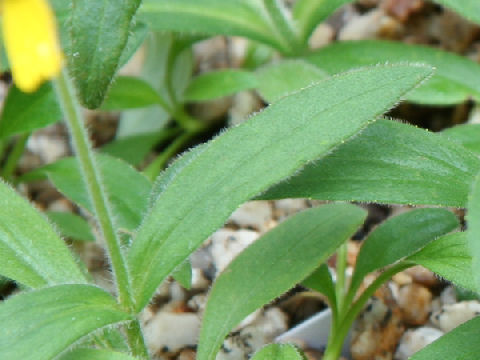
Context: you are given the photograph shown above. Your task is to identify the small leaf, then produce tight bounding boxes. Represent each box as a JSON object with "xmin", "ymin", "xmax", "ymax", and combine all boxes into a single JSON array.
[
  {"xmin": 101, "ymin": 76, "xmax": 163, "ymax": 111},
  {"xmin": 60, "ymin": 348, "xmax": 139, "ymax": 360},
  {"xmin": 138, "ymin": 0, "xmax": 289, "ymax": 53},
  {"xmin": 302, "ymin": 264, "xmax": 336, "ymax": 304},
  {"xmin": 307, "ymin": 40, "xmax": 480, "ymax": 104},
  {"xmin": 433, "ymin": 0, "xmax": 480, "ymax": 25},
  {"xmin": 467, "ymin": 171, "xmax": 480, "ymax": 291},
  {"xmin": 442, "ymin": 124, "xmax": 480, "ymax": 155},
  {"xmin": 255, "ymin": 60, "xmax": 327, "ymax": 103},
  {"xmin": 407, "ymin": 232, "xmax": 476, "ymax": 292},
  {"xmin": 0, "ymin": 180, "xmax": 86, "ymax": 288},
  {"xmin": 260, "ymin": 120, "xmax": 480, "ymax": 207},
  {"xmin": 350, "ymin": 208, "xmax": 459, "ymax": 295},
  {"xmin": 0, "ymin": 83, "xmax": 61, "ymax": 139},
  {"xmin": 293, "ymin": 0, "xmax": 352, "ymax": 43},
  {"xmin": 184, "ymin": 70, "xmax": 258, "ymax": 102},
  {"xmin": 410, "ymin": 317, "xmax": 480, "ymax": 360},
  {"xmin": 23, "ymin": 154, "xmax": 151, "ymax": 232},
  {"xmin": 197, "ymin": 204, "xmax": 367, "ymax": 360},
  {"xmin": 101, "ymin": 129, "xmax": 180, "ymax": 166},
  {"xmin": 0, "ymin": 284, "xmax": 132, "ymax": 360},
  {"xmin": 46, "ymin": 211, "xmax": 95, "ymax": 242},
  {"xmin": 127, "ymin": 64, "xmax": 433, "ymax": 311},
  {"xmin": 172, "ymin": 260, "xmax": 192, "ymax": 290},
  {"xmin": 69, "ymin": 0, "xmax": 142, "ymax": 108},
  {"xmin": 251, "ymin": 344, "xmax": 306, "ymax": 360}
]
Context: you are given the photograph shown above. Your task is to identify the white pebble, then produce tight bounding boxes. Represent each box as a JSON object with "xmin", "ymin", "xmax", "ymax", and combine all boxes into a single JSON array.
[
  {"xmin": 229, "ymin": 201, "xmax": 273, "ymax": 231},
  {"xmin": 431, "ymin": 301, "xmax": 480, "ymax": 332},
  {"xmin": 394, "ymin": 327, "xmax": 444, "ymax": 360}
]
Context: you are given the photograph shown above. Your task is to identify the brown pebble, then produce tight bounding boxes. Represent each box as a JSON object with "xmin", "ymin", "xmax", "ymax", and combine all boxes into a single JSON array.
[
  {"xmin": 405, "ymin": 266, "xmax": 440, "ymax": 288},
  {"xmin": 382, "ymin": 0, "xmax": 425, "ymax": 22},
  {"xmin": 397, "ymin": 283, "xmax": 432, "ymax": 326},
  {"xmin": 177, "ymin": 349, "xmax": 196, "ymax": 360}
]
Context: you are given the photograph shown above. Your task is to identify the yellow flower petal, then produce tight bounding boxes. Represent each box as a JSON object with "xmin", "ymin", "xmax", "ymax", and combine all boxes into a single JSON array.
[{"xmin": 2, "ymin": 0, "xmax": 63, "ymax": 92}]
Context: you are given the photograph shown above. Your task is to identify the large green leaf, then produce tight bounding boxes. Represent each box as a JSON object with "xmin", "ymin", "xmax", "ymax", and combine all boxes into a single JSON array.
[
  {"xmin": 138, "ymin": 0, "xmax": 289, "ymax": 53},
  {"xmin": 293, "ymin": 0, "xmax": 352, "ymax": 44},
  {"xmin": 407, "ymin": 232, "xmax": 476, "ymax": 292},
  {"xmin": 251, "ymin": 344, "xmax": 306, "ymax": 360},
  {"xmin": 410, "ymin": 317, "xmax": 480, "ymax": 360},
  {"xmin": 23, "ymin": 155, "xmax": 151, "ymax": 232},
  {"xmin": 434, "ymin": 0, "xmax": 480, "ymax": 26},
  {"xmin": 260, "ymin": 120, "xmax": 480, "ymax": 207},
  {"xmin": 350, "ymin": 208, "xmax": 459, "ymax": 295},
  {"xmin": 0, "ymin": 180, "xmax": 86, "ymax": 288},
  {"xmin": 0, "ymin": 284, "xmax": 132, "ymax": 360},
  {"xmin": 127, "ymin": 64, "xmax": 433, "ymax": 311},
  {"xmin": 198, "ymin": 204, "xmax": 366, "ymax": 360},
  {"xmin": 307, "ymin": 40, "xmax": 480, "ymax": 105},
  {"xmin": 442, "ymin": 124, "xmax": 480, "ymax": 155},
  {"xmin": 467, "ymin": 171, "xmax": 480, "ymax": 291},
  {"xmin": 184, "ymin": 70, "xmax": 258, "ymax": 102},
  {"xmin": 0, "ymin": 83, "xmax": 61, "ymax": 139},
  {"xmin": 255, "ymin": 60, "xmax": 327, "ymax": 103},
  {"xmin": 60, "ymin": 349, "xmax": 139, "ymax": 360},
  {"xmin": 69, "ymin": 0, "xmax": 142, "ymax": 108}
]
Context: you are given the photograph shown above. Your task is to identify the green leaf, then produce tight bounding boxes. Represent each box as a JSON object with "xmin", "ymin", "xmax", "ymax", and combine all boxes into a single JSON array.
[
  {"xmin": 260, "ymin": 120, "xmax": 480, "ymax": 207},
  {"xmin": 101, "ymin": 76, "xmax": 163, "ymax": 111},
  {"xmin": 69, "ymin": 0, "xmax": 143, "ymax": 108},
  {"xmin": 433, "ymin": 0, "xmax": 480, "ymax": 26},
  {"xmin": 251, "ymin": 344, "xmax": 306, "ymax": 360},
  {"xmin": 307, "ymin": 40, "xmax": 480, "ymax": 105},
  {"xmin": 101, "ymin": 129, "xmax": 180, "ymax": 166},
  {"xmin": 0, "ymin": 181, "xmax": 87, "ymax": 288},
  {"xmin": 0, "ymin": 83, "xmax": 61, "ymax": 139},
  {"xmin": 442, "ymin": 124, "xmax": 480, "ymax": 155},
  {"xmin": 46, "ymin": 211, "xmax": 95, "ymax": 242},
  {"xmin": 255, "ymin": 60, "xmax": 327, "ymax": 103},
  {"xmin": 302, "ymin": 263, "xmax": 336, "ymax": 304},
  {"xmin": 293, "ymin": 0, "xmax": 352, "ymax": 43},
  {"xmin": 198, "ymin": 204, "xmax": 366, "ymax": 360},
  {"xmin": 184, "ymin": 70, "xmax": 258, "ymax": 102},
  {"xmin": 410, "ymin": 317, "xmax": 480, "ymax": 360},
  {"xmin": 0, "ymin": 284, "xmax": 132, "ymax": 360},
  {"xmin": 350, "ymin": 208, "xmax": 459, "ymax": 295},
  {"xmin": 138, "ymin": 0, "xmax": 288, "ymax": 53},
  {"xmin": 407, "ymin": 232, "xmax": 476, "ymax": 292},
  {"xmin": 60, "ymin": 349, "xmax": 139, "ymax": 360},
  {"xmin": 117, "ymin": 22, "xmax": 149, "ymax": 69},
  {"xmin": 172, "ymin": 260, "xmax": 192, "ymax": 290},
  {"xmin": 24, "ymin": 155, "xmax": 151, "ymax": 232},
  {"xmin": 128, "ymin": 64, "xmax": 433, "ymax": 311},
  {"xmin": 467, "ymin": 171, "xmax": 480, "ymax": 291}
]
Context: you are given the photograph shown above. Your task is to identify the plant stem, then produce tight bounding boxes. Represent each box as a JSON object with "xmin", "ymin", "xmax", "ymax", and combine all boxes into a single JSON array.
[
  {"xmin": 1, "ymin": 132, "xmax": 30, "ymax": 182},
  {"xmin": 53, "ymin": 69, "xmax": 149, "ymax": 358},
  {"xmin": 143, "ymin": 130, "xmax": 197, "ymax": 181},
  {"xmin": 335, "ymin": 242, "xmax": 348, "ymax": 312},
  {"xmin": 323, "ymin": 263, "xmax": 411, "ymax": 359},
  {"xmin": 263, "ymin": 0, "xmax": 302, "ymax": 55}
]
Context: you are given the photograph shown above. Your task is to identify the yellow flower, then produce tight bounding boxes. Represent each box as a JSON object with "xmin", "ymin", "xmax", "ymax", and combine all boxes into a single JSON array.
[{"xmin": 1, "ymin": 0, "xmax": 62, "ymax": 92}]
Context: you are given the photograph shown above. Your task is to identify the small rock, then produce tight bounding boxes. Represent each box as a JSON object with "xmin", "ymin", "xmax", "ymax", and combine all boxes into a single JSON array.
[
  {"xmin": 228, "ymin": 91, "xmax": 264, "ymax": 126},
  {"xmin": 229, "ymin": 201, "xmax": 273, "ymax": 231},
  {"xmin": 187, "ymin": 294, "xmax": 207, "ymax": 313},
  {"xmin": 338, "ymin": 9, "xmax": 401, "ymax": 40},
  {"xmin": 47, "ymin": 198, "xmax": 74, "ymax": 213},
  {"xmin": 440, "ymin": 286, "xmax": 457, "ymax": 306},
  {"xmin": 392, "ymin": 272, "xmax": 413, "ymax": 287},
  {"xmin": 191, "ymin": 268, "xmax": 210, "ymax": 290},
  {"xmin": 351, "ymin": 291, "xmax": 404, "ymax": 360},
  {"xmin": 431, "ymin": 301, "xmax": 480, "ymax": 332},
  {"xmin": 381, "ymin": 0, "xmax": 425, "ymax": 22},
  {"xmin": 394, "ymin": 327, "xmax": 444, "ymax": 360},
  {"xmin": 217, "ymin": 308, "xmax": 288, "ymax": 360},
  {"xmin": 143, "ymin": 311, "xmax": 200, "ymax": 355},
  {"xmin": 273, "ymin": 199, "xmax": 308, "ymax": 221},
  {"xmin": 397, "ymin": 283, "xmax": 432, "ymax": 326},
  {"xmin": 405, "ymin": 266, "xmax": 440, "ymax": 288},
  {"xmin": 27, "ymin": 133, "xmax": 69, "ymax": 164},
  {"xmin": 178, "ymin": 349, "xmax": 196, "ymax": 360},
  {"xmin": 308, "ymin": 23, "xmax": 335, "ymax": 49},
  {"xmin": 210, "ymin": 229, "xmax": 259, "ymax": 273}
]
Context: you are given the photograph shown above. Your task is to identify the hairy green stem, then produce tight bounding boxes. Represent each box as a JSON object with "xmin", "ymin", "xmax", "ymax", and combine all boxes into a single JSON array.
[
  {"xmin": 143, "ymin": 130, "xmax": 197, "ymax": 181},
  {"xmin": 53, "ymin": 69, "xmax": 149, "ymax": 358},
  {"xmin": 335, "ymin": 243, "xmax": 348, "ymax": 312},
  {"xmin": 1, "ymin": 132, "xmax": 30, "ymax": 182}
]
